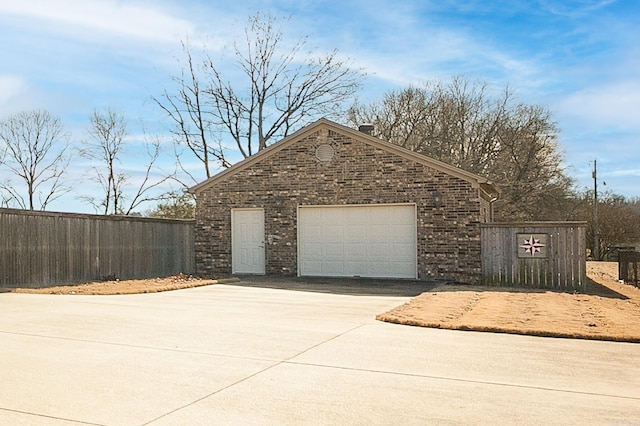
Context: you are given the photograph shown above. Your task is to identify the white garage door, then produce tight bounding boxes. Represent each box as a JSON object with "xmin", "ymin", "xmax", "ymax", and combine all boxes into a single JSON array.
[{"xmin": 298, "ymin": 205, "xmax": 417, "ymax": 279}]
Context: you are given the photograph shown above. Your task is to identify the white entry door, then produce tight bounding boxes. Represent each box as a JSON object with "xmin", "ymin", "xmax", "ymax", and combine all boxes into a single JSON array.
[
  {"xmin": 232, "ymin": 209, "xmax": 265, "ymax": 274},
  {"xmin": 298, "ymin": 205, "xmax": 417, "ymax": 279}
]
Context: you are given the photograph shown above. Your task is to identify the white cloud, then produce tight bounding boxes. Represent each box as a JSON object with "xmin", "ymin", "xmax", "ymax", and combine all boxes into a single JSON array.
[
  {"xmin": 297, "ymin": 1, "xmax": 538, "ymax": 92},
  {"xmin": 350, "ymin": 29, "xmax": 536, "ymax": 95},
  {"xmin": 559, "ymin": 80, "xmax": 640, "ymax": 131},
  {"xmin": 539, "ymin": 0, "xmax": 616, "ymax": 17},
  {"xmin": 610, "ymin": 168, "xmax": 640, "ymax": 178},
  {"xmin": 0, "ymin": 75, "xmax": 34, "ymax": 116},
  {"xmin": 0, "ymin": 75, "xmax": 28, "ymax": 103},
  {"xmin": 0, "ymin": 0, "xmax": 196, "ymax": 44}
]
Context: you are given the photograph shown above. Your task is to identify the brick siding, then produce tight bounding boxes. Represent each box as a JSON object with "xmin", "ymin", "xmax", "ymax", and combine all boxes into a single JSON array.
[{"xmin": 195, "ymin": 127, "xmax": 486, "ymax": 283}]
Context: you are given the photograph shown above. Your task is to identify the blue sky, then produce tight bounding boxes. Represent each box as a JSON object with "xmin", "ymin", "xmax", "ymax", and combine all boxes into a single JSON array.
[{"xmin": 1, "ymin": 0, "xmax": 638, "ymax": 213}]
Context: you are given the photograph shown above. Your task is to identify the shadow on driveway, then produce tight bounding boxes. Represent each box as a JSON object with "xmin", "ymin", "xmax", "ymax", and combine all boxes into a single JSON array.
[{"xmin": 229, "ymin": 275, "xmax": 438, "ymax": 297}]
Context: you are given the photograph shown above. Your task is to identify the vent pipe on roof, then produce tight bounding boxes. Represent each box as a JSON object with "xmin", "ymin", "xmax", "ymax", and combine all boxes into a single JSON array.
[{"xmin": 358, "ymin": 123, "xmax": 374, "ymax": 135}]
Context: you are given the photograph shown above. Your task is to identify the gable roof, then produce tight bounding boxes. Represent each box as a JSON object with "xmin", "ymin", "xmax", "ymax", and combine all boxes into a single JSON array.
[{"xmin": 189, "ymin": 118, "xmax": 500, "ymax": 197}]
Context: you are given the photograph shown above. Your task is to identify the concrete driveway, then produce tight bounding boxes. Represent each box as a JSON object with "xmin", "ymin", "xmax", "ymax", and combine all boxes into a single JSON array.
[{"xmin": 1, "ymin": 280, "xmax": 639, "ymax": 425}]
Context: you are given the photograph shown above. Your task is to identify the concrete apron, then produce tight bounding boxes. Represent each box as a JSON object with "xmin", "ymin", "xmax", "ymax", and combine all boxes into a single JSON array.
[{"xmin": 0, "ymin": 280, "xmax": 639, "ymax": 425}]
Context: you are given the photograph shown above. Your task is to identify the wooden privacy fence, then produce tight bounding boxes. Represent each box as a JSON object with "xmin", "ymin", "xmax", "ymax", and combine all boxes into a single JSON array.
[
  {"xmin": 0, "ymin": 208, "xmax": 195, "ymax": 288},
  {"xmin": 618, "ymin": 250, "xmax": 640, "ymax": 286},
  {"xmin": 481, "ymin": 222, "xmax": 587, "ymax": 291}
]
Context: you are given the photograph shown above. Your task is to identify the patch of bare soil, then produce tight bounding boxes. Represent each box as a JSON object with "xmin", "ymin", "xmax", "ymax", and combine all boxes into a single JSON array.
[
  {"xmin": 11, "ymin": 273, "xmax": 238, "ymax": 295},
  {"xmin": 377, "ymin": 262, "xmax": 640, "ymax": 343}
]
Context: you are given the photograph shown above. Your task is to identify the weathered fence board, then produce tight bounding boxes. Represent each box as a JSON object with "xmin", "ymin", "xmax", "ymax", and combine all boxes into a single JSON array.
[
  {"xmin": 481, "ymin": 222, "xmax": 587, "ymax": 291},
  {"xmin": 0, "ymin": 208, "xmax": 195, "ymax": 288},
  {"xmin": 619, "ymin": 250, "xmax": 640, "ymax": 286}
]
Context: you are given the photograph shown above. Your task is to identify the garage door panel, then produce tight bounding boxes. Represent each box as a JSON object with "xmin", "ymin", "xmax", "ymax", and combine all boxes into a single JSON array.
[
  {"xmin": 392, "ymin": 242, "xmax": 416, "ymax": 258},
  {"xmin": 302, "ymin": 260, "xmax": 322, "ymax": 275},
  {"xmin": 324, "ymin": 208, "xmax": 344, "ymax": 222},
  {"xmin": 323, "ymin": 261, "xmax": 344, "ymax": 275},
  {"xmin": 303, "ymin": 208, "xmax": 324, "ymax": 224},
  {"xmin": 368, "ymin": 224, "xmax": 390, "ymax": 242},
  {"xmin": 324, "ymin": 243, "xmax": 344, "ymax": 259},
  {"xmin": 368, "ymin": 243, "xmax": 390, "ymax": 260},
  {"xmin": 345, "ymin": 243, "xmax": 367, "ymax": 260},
  {"xmin": 343, "ymin": 209, "xmax": 361, "ymax": 224},
  {"xmin": 344, "ymin": 261, "xmax": 367, "ymax": 276},
  {"xmin": 299, "ymin": 205, "xmax": 416, "ymax": 279},
  {"xmin": 323, "ymin": 226, "xmax": 344, "ymax": 243},
  {"xmin": 345, "ymin": 224, "xmax": 366, "ymax": 240},
  {"xmin": 304, "ymin": 225, "xmax": 323, "ymax": 240},
  {"xmin": 303, "ymin": 243, "xmax": 323, "ymax": 257},
  {"xmin": 368, "ymin": 262, "xmax": 391, "ymax": 276}
]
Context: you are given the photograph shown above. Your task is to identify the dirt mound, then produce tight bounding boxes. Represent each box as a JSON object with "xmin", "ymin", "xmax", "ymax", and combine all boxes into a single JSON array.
[
  {"xmin": 11, "ymin": 274, "xmax": 238, "ymax": 295},
  {"xmin": 377, "ymin": 262, "xmax": 640, "ymax": 343}
]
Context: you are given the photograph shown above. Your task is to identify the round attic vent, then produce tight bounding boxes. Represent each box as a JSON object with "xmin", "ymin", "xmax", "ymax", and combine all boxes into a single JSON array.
[{"xmin": 315, "ymin": 143, "xmax": 335, "ymax": 162}]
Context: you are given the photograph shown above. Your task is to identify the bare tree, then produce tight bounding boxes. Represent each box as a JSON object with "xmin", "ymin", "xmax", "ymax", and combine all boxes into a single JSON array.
[
  {"xmin": 153, "ymin": 40, "xmax": 230, "ymax": 182},
  {"xmin": 207, "ymin": 12, "xmax": 363, "ymax": 157},
  {"xmin": 0, "ymin": 144, "xmax": 9, "ymax": 208},
  {"xmin": 81, "ymin": 108, "xmax": 175, "ymax": 215},
  {"xmin": 348, "ymin": 78, "xmax": 574, "ymax": 221},
  {"xmin": 80, "ymin": 108, "xmax": 127, "ymax": 214},
  {"xmin": 349, "ymin": 79, "xmax": 511, "ymax": 175},
  {"xmin": 155, "ymin": 12, "xmax": 363, "ymax": 180},
  {"xmin": 0, "ymin": 110, "xmax": 71, "ymax": 210},
  {"xmin": 571, "ymin": 191, "xmax": 640, "ymax": 260},
  {"xmin": 494, "ymin": 104, "xmax": 573, "ymax": 221}
]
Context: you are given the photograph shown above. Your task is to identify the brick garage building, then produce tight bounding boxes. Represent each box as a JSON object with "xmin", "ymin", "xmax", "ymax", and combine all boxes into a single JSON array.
[{"xmin": 190, "ymin": 119, "xmax": 499, "ymax": 284}]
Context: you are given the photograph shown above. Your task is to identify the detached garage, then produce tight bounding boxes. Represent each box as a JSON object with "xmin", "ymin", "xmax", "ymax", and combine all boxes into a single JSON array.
[{"xmin": 190, "ymin": 119, "xmax": 499, "ymax": 284}]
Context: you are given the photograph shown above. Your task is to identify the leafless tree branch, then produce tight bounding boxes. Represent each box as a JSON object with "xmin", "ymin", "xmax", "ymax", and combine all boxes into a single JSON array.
[
  {"xmin": 81, "ymin": 108, "xmax": 176, "ymax": 215},
  {"xmin": 153, "ymin": 40, "xmax": 230, "ymax": 180},
  {"xmin": 155, "ymin": 13, "xmax": 363, "ymax": 181},
  {"xmin": 348, "ymin": 77, "xmax": 574, "ymax": 221},
  {"xmin": 0, "ymin": 110, "xmax": 71, "ymax": 210}
]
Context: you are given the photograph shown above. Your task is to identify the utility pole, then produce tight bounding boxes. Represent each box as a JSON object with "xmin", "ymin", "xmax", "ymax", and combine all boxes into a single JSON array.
[{"xmin": 593, "ymin": 159, "xmax": 600, "ymax": 260}]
